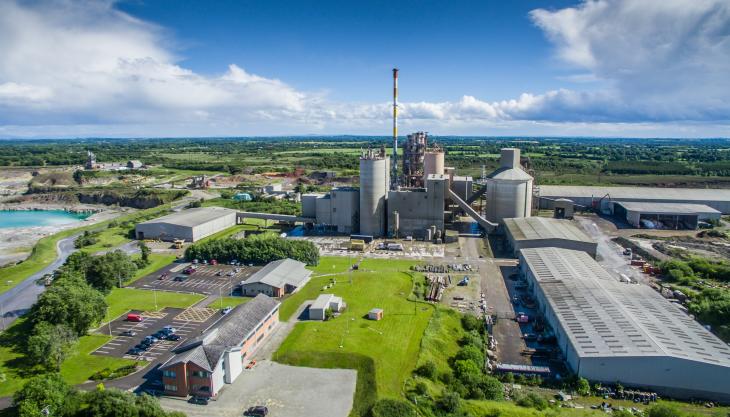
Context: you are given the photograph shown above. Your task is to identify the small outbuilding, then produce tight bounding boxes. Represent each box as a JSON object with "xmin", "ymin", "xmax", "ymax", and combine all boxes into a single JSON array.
[
  {"xmin": 368, "ymin": 308, "xmax": 383, "ymax": 321},
  {"xmin": 127, "ymin": 160, "xmax": 143, "ymax": 169},
  {"xmin": 309, "ymin": 294, "xmax": 345, "ymax": 320}
]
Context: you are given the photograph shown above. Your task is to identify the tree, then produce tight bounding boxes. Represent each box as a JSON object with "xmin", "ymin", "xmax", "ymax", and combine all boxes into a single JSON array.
[
  {"xmin": 370, "ymin": 399, "xmax": 417, "ymax": 417},
  {"xmin": 454, "ymin": 345, "xmax": 484, "ymax": 367},
  {"xmin": 138, "ymin": 241, "xmax": 151, "ymax": 264},
  {"xmin": 81, "ymin": 389, "xmax": 141, "ymax": 417},
  {"xmin": 27, "ymin": 322, "xmax": 78, "ymax": 370},
  {"xmin": 86, "ymin": 250, "xmax": 138, "ymax": 293},
  {"xmin": 478, "ymin": 375, "xmax": 504, "ymax": 400},
  {"xmin": 461, "ymin": 313, "xmax": 482, "ymax": 332},
  {"xmin": 31, "ymin": 277, "xmax": 107, "ymax": 336},
  {"xmin": 515, "ymin": 392, "xmax": 548, "ymax": 410},
  {"xmin": 415, "ymin": 360, "xmax": 437, "ymax": 379},
  {"xmin": 13, "ymin": 373, "xmax": 76, "ymax": 417}
]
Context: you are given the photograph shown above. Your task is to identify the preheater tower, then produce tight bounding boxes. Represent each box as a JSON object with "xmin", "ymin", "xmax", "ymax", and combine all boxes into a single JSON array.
[{"xmin": 391, "ymin": 68, "xmax": 399, "ymax": 189}]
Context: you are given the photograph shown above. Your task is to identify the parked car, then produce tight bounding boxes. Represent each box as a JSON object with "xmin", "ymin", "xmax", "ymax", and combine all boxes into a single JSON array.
[
  {"xmin": 144, "ymin": 335, "xmax": 159, "ymax": 344},
  {"xmin": 135, "ymin": 344, "xmax": 149, "ymax": 351},
  {"xmin": 127, "ymin": 347, "xmax": 142, "ymax": 355},
  {"xmin": 215, "ymin": 270, "xmax": 223, "ymax": 276},
  {"xmin": 162, "ymin": 325, "xmax": 176, "ymax": 335},
  {"xmin": 154, "ymin": 331, "xmax": 167, "ymax": 340},
  {"xmin": 221, "ymin": 306, "xmax": 232, "ymax": 315},
  {"xmin": 158, "ymin": 273, "xmax": 168, "ymax": 280},
  {"xmin": 245, "ymin": 406, "xmax": 269, "ymax": 416},
  {"xmin": 174, "ymin": 275, "xmax": 188, "ymax": 282},
  {"xmin": 183, "ymin": 267, "xmax": 196, "ymax": 275},
  {"xmin": 210, "ymin": 259, "xmax": 218, "ymax": 265},
  {"xmin": 121, "ymin": 330, "xmax": 137, "ymax": 337},
  {"xmin": 189, "ymin": 396, "xmax": 209, "ymax": 405},
  {"xmin": 167, "ymin": 334, "xmax": 181, "ymax": 341},
  {"xmin": 245, "ymin": 360, "xmax": 257, "ymax": 369}
]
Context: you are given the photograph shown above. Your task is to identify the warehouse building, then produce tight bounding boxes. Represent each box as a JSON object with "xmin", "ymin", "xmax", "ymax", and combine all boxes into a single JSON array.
[
  {"xmin": 503, "ymin": 217, "xmax": 597, "ymax": 257},
  {"xmin": 135, "ymin": 207, "xmax": 237, "ymax": 242},
  {"xmin": 309, "ymin": 294, "xmax": 345, "ymax": 320},
  {"xmin": 612, "ymin": 201, "xmax": 721, "ymax": 229},
  {"xmin": 160, "ymin": 294, "xmax": 279, "ymax": 398},
  {"xmin": 519, "ymin": 247, "xmax": 730, "ymax": 401},
  {"xmin": 538, "ymin": 185, "xmax": 730, "ymax": 214},
  {"xmin": 240, "ymin": 258, "xmax": 312, "ymax": 298}
]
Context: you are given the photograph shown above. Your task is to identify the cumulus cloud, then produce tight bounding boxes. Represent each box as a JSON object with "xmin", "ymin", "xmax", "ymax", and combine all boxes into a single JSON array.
[{"xmin": 0, "ymin": 0, "xmax": 728, "ymax": 137}]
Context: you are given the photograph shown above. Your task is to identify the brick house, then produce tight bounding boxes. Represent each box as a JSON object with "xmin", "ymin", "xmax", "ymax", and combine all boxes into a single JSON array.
[{"xmin": 159, "ymin": 294, "xmax": 279, "ymax": 397}]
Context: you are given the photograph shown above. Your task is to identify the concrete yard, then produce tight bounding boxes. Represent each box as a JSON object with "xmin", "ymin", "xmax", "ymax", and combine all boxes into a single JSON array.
[{"xmin": 159, "ymin": 361, "xmax": 356, "ymax": 417}]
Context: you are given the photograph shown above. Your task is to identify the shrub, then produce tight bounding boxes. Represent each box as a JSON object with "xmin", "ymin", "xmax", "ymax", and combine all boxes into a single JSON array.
[
  {"xmin": 461, "ymin": 313, "xmax": 482, "ymax": 332},
  {"xmin": 647, "ymin": 404, "xmax": 684, "ymax": 417},
  {"xmin": 370, "ymin": 399, "xmax": 417, "ymax": 417},
  {"xmin": 454, "ymin": 345, "xmax": 484, "ymax": 368},
  {"xmin": 414, "ymin": 381, "xmax": 429, "ymax": 396},
  {"xmin": 415, "ymin": 360, "xmax": 437, "ymax": 379},
  {"xmin": 459, "ymin": 330, "xmax": 483, "ymax": 348},
  {"xmin": 438, "ymin": 391, "xmax": 461, "ymax": 413},
  {"xmin": 515, "ymin": 392, "xmax": 548, "ymax": 410}
]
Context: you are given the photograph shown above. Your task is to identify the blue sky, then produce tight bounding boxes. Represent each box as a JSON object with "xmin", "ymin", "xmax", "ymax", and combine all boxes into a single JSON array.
[{"xmin": 0, "ymin": 0, "xmax": 728, "ymax": 138}]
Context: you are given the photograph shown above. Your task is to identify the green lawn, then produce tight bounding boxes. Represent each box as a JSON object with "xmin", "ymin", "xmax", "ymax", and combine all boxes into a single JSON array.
[
  {"xmin": 127, "ymin": 253, "xmax": 177, "ymax": 284},
  {"xmin": 274, "ymin": 257, "xmax": 432, "ymax": 413},
  {"xmin": 79, "ymin": 225, "xmax": 132, "ymax": 254},
  {"xmin": 0, "ymin": 320, "xmax": 139, "ymax": 397},
  {"xmin": 104, "ymin": 287, "xmax": 205, "ymax": 322}
]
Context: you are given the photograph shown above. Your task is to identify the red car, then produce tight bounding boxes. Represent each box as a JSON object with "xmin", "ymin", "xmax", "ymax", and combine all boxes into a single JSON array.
[
  {"xmin": 126, "ymin": 313, "xmax": 144, "ymax": 322},
  {"xmin": 183, "ymin": 267, "xmax": 197, "ymax": 275},
  {"xmin": 210, "ymin": 259, "xmax": 218, "ymax": 265}
]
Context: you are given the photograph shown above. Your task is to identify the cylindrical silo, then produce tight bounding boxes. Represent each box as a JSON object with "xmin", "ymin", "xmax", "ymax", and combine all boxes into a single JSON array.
[
  {"xmin": 485, "ymin": 148, "xmax": 533, "ymax": 223},
  {"xmin": 359, "ymin": 153, "xmax": 390, "ymax": 237},
  {"xmin": 423, "ymin": 150, "xmax": 445, "ymax": 183}
]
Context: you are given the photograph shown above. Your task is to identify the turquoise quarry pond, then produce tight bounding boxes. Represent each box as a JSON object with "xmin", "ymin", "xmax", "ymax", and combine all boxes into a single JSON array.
[{"xmin": 0, "ymin": 210, "xmax": 90, "ymax": 228}]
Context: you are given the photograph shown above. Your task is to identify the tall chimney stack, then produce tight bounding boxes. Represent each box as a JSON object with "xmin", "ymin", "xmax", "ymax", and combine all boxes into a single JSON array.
[{"xmin": 391, "ymin": 68, "xmax": 399, "ymax": 189}]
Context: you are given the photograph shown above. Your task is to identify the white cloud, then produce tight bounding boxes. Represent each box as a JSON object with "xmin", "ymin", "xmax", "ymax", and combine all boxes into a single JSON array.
[{"xmin": 0, "ymin": 0, "xmax": 728, "ymax": 137}]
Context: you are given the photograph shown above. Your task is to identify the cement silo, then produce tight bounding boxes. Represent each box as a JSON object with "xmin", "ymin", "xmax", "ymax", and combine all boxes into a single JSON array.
[
  {"xmin": 485, "ymin": 148, "xmax": 533, "ymax": 222},
  {"xmin": 423, "ymin": 149, "xmax": 445, "ymax": 183},
  {"xmin": 359, "ymin": 149, "xmax": 390, "ymax": 237}
]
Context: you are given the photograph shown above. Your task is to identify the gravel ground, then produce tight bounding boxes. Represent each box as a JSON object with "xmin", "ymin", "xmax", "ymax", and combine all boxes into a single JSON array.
[{"xmin": 159, "ymin": 361, "xmax": 356, "ymax": 417}]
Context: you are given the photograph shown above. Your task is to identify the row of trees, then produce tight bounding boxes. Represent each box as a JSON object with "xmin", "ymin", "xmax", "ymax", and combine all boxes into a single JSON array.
[
  {"xmin": 185, "ymin": 234, "xmax": 319, "ymax": 265},
  {"xmin": 13, "ymin": 374, "xmax": 184, "ymax": 417}
]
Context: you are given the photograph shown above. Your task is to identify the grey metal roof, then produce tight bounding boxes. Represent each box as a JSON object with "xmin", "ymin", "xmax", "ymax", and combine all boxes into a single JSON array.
[
  {"xmin": 138, "ymin": 207, "xmax": 236, "ymax": 227},
  {"xmin": 487, "ymin": 167, "xmax": 533, "ymax": 181},
  {"xmin": 243, "ymin": 258, "xmax": 312, "ymax": 289},
  {"xmin": 539, "ymin": 185, "xmax": 730, "ymax": 202},
  {"xmin": 614, "ymin": 201, "xmax": 721, "ymax": 215},
  {"xmin": 311, "ymin": 294, "xmax": 342, "ymax": 310},
  {"xmin": 520, "ymin": 247, "xmax": 730, "ymax": 365},
  {"xmin": 503, "ymin": 217, "xmax": 594, "ymax": 243},
  {"xmin": 162, "ymin": 294, "xmax": 279, "ymax": 371}
]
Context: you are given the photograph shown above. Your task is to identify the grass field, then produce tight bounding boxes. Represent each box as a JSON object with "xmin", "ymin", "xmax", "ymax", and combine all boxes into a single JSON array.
[
  {"xmin": 127, "ymin": 253, "xmax": 177, "ymax": 284},
  {"xmin": 0, "ymin": 319, "xmax": 139, "ymax": 397},
  {"xmin": 212, "ymin": 296, "xmax": 254, "ymax": 310},
  {"xmin": 274, "ymin": 257, "xmax": 431, "ymax": 414},
  {"xmin": 104, "ymin": 287, "xmax": 205, "ymax": 322}
]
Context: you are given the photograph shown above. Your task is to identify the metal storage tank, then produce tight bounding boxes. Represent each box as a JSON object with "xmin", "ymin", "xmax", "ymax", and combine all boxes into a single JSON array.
[
  {"xmin": 485, "ymin": 148, "xmax": 533, "ymax": 223},
  {"xmin": 359, "ymin": 149, "xmax": 390, "ymax": 237},
  {"xmin": 423, "ymin": 150, "xmax": 445, "ymax": 183}
]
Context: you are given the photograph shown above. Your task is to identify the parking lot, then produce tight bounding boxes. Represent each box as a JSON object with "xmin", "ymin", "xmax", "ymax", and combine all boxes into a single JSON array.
[
  {"xmin": 130, "ymin": 262, "xmax": 260, "ymax": 296},
  {"xmin": 93, "ymin": 307, "xmax": 221, "ymax": 362}
]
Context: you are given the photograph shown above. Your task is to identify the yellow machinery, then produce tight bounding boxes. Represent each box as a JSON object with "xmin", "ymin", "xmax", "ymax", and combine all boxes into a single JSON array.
[{"xmin": 173, "ymin": 239, "xmax": 185, "ymax": 249}]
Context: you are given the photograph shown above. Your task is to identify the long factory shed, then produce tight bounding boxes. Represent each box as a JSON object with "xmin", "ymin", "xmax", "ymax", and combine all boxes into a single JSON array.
[
  {"xmin": 519, "ymin": 247, "xmax": 730, "ymax": 401},
  {"xmin": 538, "ymin": 185, "xmax": 730, "ymax": 214},
  {"xmin": 502, "ymin": 217, "xmax": 597, "ymax": 257}
]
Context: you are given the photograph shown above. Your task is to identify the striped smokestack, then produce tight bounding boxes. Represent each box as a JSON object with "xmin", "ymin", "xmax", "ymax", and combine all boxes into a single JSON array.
[{"xmin": 391, "ymin": 68, "xmax": 399, "ymax": 189}]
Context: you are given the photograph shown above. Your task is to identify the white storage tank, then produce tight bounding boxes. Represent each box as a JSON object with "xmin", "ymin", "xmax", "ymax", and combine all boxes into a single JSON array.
[
  {"xmin": 485, "ymin": 148, "xmax": 533, "ymax": 223},
  {"xmin": 423, "ymin": 150, "xmax": 445, "ymax": 183},
  {"xmin": 359, "ymin": 149, "xmax": 390, "ymax": 237}
]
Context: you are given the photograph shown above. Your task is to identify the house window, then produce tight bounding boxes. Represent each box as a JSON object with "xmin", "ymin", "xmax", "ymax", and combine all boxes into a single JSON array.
[
  {"xmin": 164, "ymin": 384, "xmax": 178, "ymax": 392},
  {"xmin": 191, "ymin": 370, "xmax": 210, "ymax": 378},
  {"xmin": 162, "ymin": 370, "xmax": 176, "ymax": 378},
  {"xmin": 257, "ymin": 333, "xmax": 265, "ymax": 343}
]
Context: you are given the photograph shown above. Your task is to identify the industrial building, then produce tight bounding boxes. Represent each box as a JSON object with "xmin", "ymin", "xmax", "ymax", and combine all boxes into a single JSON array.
[
  {"xmin": 538, "ymin": 185, "xmax": 730, "ymax": 214},
  {"xmin": 240, "ymin": 258, "xmax": 312, "ymax": 298},
  {"xmin": 301, "ymin": 187, "xmax": 360, "ymax": 234},
  {"xmin": 135, "ymin": 207, "xmax": 237, "ymax": 242},
  {"xmin": 519, "ymin": 247, "xmax": 730, "ymax": 401},
  {"xmin": 612, "ymin": 201, "xmax": 721, "ymax": 229},
  {"xmin": 388, "ymin": 174, "xmax": 448, "ymax": 239},
  {"xmin": 160, "ymin": 294, "xmax": 279, "ymax": 398},
  {"xmin": 309, "ymin": 294, "xmax": 345, "ymax": 320},
  {"xmin": 502, "ymin": 217, "xmax": 597, "ymax": 257},
  {"xmin": 401, "ymin": 131, "xmax": 428, "ymax": 188}
]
